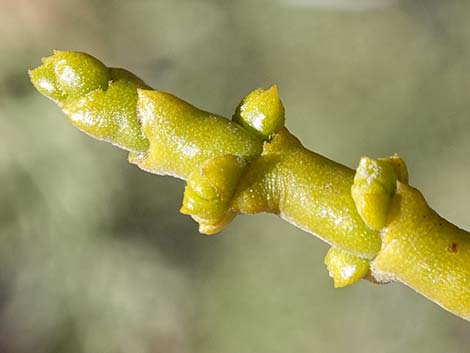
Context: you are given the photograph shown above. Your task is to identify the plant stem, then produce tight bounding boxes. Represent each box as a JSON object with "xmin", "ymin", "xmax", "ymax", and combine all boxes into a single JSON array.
[{"xmin": 29, "ymin": 50, "xmax": 470, "ymax": 321}]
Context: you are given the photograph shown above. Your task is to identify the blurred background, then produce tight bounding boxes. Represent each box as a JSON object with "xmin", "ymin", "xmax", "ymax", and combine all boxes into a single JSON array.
[{"xmin": 1, "ymin": 0, "xmax": 470, "ymax": 352}]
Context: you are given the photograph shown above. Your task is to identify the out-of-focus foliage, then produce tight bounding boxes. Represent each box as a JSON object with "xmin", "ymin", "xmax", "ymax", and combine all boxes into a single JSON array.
[{"xmin": 1, "ymin": 1, "xmax": 470, "ymax": 352}]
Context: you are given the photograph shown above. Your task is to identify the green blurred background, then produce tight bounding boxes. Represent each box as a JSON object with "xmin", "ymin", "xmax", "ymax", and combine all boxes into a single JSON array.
[{"xmin": 1, "ymin": 0, "xmax": 470, "ymax": 352}]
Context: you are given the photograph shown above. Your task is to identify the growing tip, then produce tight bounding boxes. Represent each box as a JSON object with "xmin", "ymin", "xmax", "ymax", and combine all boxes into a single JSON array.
[{"xmin": 29, "ymin": 50, "xmax": 110, "ymax": 102}]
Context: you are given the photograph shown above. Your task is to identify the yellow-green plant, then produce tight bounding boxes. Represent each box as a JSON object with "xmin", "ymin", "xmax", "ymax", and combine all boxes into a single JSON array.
[{"xmin": 30, "ymin": 51, "xmax": 470, "ymax": 321}]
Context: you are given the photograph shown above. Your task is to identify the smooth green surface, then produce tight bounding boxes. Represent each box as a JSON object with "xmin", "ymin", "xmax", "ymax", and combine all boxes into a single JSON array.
[
  {"xmin": 372, "ymin": 183, "xmax": 470, "ymax": 319},
  {"xmin": 233, "ymin": 128, "xmax": 382, "ymax": 258},
  {"xmin": 30, "ymin": 51, "xmax": 381, "ymax": 258},
  {"xmin": 129, "ymin": 90, "xmax": 263, "ymax": 178},
  {"xmin": 31, "ymin": 50, "xmax": 470, "ymax": 320},
  {"xmin": 2, "ymin": 1, "xmax": 470, "ymax": 352},
  {"xmin": 350, "ymin": 155, "xmax": 470, "ymax": 319},
  {"xmin": 29, "ymin": 48, "xmax": 470, "ymax": 336}
]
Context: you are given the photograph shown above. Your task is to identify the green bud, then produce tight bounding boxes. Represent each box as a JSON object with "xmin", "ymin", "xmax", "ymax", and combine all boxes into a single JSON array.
[
  {"xmin": 324, "ymin": 247, "xmax": 370, "ymax": 288},
  {"xmin": 30, "ymin": 51, "xmax": 110, "ymax": 101},
  {"xmin": 28, "ymin": 59, "xmax": 66, "ymax": 102},
  {"xmin": 181, "ymin": 155, "xmax": 245, "ymax": 234},
  {"xmin": 233, "ymin": 85, "xmax": 285, "ymax": 140},
  {"xmin": 29, "ymin": 51, "xmax": 149, "ymax": 152},
  {"xmin": 351, "ymin": 156, "xmax": 400, "ymax": 230},
  {"xmin": 50, "ymin": 50, "xmax": 109, "ymax": 99},
  {"xmin": 383, "ymin": 154, "xmax": 408, "ymax": 184}
]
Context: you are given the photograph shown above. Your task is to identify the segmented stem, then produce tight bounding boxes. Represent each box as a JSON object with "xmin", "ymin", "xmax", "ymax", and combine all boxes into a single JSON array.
[{"xmin": 30, "ymin": 51, "xmax": 470, "ymax": 320}]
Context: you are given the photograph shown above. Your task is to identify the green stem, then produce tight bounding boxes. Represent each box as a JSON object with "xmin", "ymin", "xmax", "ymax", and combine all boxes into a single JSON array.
[
  {"xmin": 231, "ymin": 128, "xmax": 381, "ymax": 259},
  {"xmin": 29, "ymin": 50, "xmax": 470, "ymax": 321}
]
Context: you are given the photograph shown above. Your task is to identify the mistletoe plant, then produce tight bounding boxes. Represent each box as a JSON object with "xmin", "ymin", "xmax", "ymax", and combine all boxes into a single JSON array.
[{"xmin": 30, "ymin": 51, "xmax": 470, "ymax": 321}]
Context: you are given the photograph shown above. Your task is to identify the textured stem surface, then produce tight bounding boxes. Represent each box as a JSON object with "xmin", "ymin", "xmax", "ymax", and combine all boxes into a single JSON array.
[{"xmin": 30, "ymin": 51, "xmax": 470, "ymax": 320}]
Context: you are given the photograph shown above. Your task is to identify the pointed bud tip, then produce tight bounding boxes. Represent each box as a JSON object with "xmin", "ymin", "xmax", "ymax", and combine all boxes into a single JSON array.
[
  {"xmin": 266, "ymin": 84, "xmax": 279, "ymax": 94},
  {"xmin": 233, "ymin": 84, "xmax": 285, "ymax": 140}
]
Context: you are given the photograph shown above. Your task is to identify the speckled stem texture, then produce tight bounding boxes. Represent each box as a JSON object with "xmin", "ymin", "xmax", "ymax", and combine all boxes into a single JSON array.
[{"xmin": 30, "ymin": 51, "xmax": 470, "ymax": 321}]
